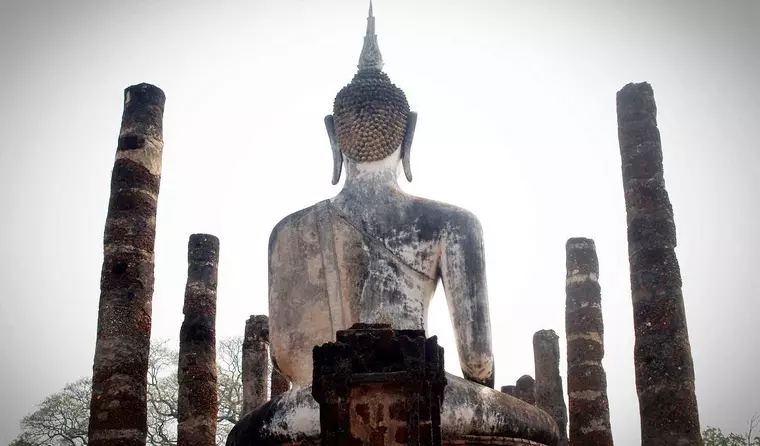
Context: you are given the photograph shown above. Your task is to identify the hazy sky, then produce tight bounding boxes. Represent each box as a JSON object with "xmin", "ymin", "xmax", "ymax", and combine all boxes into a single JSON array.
[{"xmin": 1, "ymin": 0, "xmax": 758, "ymax": 444}]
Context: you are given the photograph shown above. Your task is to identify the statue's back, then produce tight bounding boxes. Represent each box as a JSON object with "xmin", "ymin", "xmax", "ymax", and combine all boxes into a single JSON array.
[{"xmin": 268, "ymin": 197, "xmax": 456, "ymax": 385}]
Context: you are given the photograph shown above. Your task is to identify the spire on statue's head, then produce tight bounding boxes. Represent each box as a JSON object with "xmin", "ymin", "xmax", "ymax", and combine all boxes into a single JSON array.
[
  {"xmin": 332, "ymin": 0, "xmax": 410, "ymax": 163},
  {"xmin": 358, "ymin": 0, "xmax": 384, "ymax": 71}
]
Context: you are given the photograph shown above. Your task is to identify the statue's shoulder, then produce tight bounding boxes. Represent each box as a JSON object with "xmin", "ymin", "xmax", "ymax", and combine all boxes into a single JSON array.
[
  {"xmin": 407, "ymin": 196, "xmax": 484, "ymax": 237},
  {"xmin": 267, "ymin": 201, "xmax": 323, "ymax": 254}
]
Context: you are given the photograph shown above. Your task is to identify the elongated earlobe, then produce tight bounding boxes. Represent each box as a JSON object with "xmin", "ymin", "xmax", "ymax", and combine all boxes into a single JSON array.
[
  {"xmin": 324, "ymin": 115, "xmax": 343, "ymax": 185},
  {"xmin": 401, "ymin": 111, "xmax": 417, "ymax": 182}
]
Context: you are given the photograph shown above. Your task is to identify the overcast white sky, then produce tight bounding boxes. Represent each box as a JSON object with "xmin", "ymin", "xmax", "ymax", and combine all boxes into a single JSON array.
[{"xmin": 1, "ymin": 0, "xmax": 758, "ymax": 444}]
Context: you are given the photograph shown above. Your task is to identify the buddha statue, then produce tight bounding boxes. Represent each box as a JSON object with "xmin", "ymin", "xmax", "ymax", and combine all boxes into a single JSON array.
[{"xmin": 226, "ymin": 4, "xmax": 560, "ymax": 445}]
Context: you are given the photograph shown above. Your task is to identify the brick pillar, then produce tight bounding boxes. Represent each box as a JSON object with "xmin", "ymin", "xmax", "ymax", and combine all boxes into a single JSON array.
[
  {"xmin": 312, "ymin": 323, "xmax": 447, "ymax": 445},
  {"xmin": 616, "ymin": 82, "xmax": 702, "ymax": 445},
  {"xmin": 501, "ymin": 385, "xmax": 516, "ymax": 396},
  {"xmin": 515, "ymin": 375, "xmax": 536, "ymax": 405},
  {"xmin": 565, "ymin": 237, "xmax": 614, "ymax": 445},
  {"xmin": 533, "ymin": 330, "xmax": 568, "ymax": 446},
  {"xmin": 270, "ymin": 367, "xmax": 290, "ymax": 399},
  {"xmin": 242, "ymin": 315, "xmax": 269, "ymax": 414},
  {"xmin": 177, "ymin": 234, "xmax": 220, "ymax": 446},
  {"xmin": 88, "ymin": 83, "xmax": 165, "ymax": 446}
]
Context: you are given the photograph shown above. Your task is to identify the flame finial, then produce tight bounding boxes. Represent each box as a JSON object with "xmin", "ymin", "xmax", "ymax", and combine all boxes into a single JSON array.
[{"xmin": 357, "ymin": 0, "xmax": 384, "ymax": 71}]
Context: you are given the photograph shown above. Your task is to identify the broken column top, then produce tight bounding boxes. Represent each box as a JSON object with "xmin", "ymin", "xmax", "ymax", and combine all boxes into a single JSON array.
[
  {"xmin": 124, "ymin": 83, "xmax": 165, "ymax": 106},
  {"xmin": 244, "ymin": 315, "xmax": 269, "ymax": 341},
  {"xmin": 516, "ymin": 374, "xmax": 535, "ymax": 387},
  {"xmin": 616, "ymin": 82, "xmax": 657, "ymax": 124},
  {"xmin": 500, "ymin": 385, "xmax": 516, "ymax": 396},
  {"xmin": 565, "ymin": 237, "xmax": 595, "ymax": 251},
  {"xmin": 188, "ymin": 233, "xmax": 220, "ymax": 261},
  {"xmin": 566, "ymin": 237, "xmax": 599, "ymax": 274},
  {"xmin": 534, "ymin": 329, "xmax": 559, "ymax": 342}
]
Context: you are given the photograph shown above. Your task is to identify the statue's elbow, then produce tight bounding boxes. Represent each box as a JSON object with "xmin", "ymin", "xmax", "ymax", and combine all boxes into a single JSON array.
[{"xmin": 462, "ymin": 354, "xmax": 494, "ymax": 387}]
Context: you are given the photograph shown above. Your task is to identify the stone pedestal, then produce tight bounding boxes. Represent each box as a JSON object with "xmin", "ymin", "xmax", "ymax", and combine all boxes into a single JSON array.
[{"xmin": 312, "ymin": 323, "xmax": 447, "ymax": 446}]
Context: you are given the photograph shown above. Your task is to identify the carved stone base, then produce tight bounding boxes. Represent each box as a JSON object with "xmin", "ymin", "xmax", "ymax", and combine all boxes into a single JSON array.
[
  {"xmin": 278, "ymin": 437, "xmax": 547, "ymax": 446},
  {"xmin": 312, "ymin": 323, "xmax": 447, "ymax": 445}
]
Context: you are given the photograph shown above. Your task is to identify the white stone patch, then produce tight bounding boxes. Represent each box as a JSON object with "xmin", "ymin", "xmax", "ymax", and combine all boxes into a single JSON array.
[
  {"xmin": 576, "ymin": 301, "xmax": 602, "ymax": 309},
  {"xmin": 566, "ymin": 272, "xmax": 598, "ymax": 285},
  {"xmin": 260, "ymin": 389, "xmax": 320, "ymax": 437},
  {"xmin": 115, "ymin": 135, "xmax": 163, "ymax": 176},
  {"xmin": 569, "ymin": 390, "xmax": 603, "ymax": 400},
  {"xmin": 573, "ymin": 360, "xmax": 604, "ymax": 367},
  {"xmin": 567, "ymin": 332, "xmax": 603, "ymax": 343}
]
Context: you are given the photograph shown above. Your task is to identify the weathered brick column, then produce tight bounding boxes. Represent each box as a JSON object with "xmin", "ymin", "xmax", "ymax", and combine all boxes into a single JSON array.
[
  {"xmin": 515, "ymin": 375, "xmax": 536, "ymax": 405},
  {"xmin": 617, "ymin": 82, "xmax": 702, "ymax": 445},
  {"xmin": 270, "ymin": 368, "xmax": 290, "ymax": 398},
  {"xmin": 88, "ymin": 83, "xmax": 165, "ymax": 446},
  {"xmin": 501, "ymin": 385, "xmax": 516, "ymax": 396},
  {"xmin": 533, "ymin": 330, "xmax": 568, "ymax": 446},
  {"xmin": 565, "ymin": 237, "xmax": 614, "ymax": 445},
  {"xmin": 242, "ymin": 315, "xmax": 270, "ymax": 414},
  {"xmin": 177, "ymin": 234, "xmax": 220, "ymax": 446}
]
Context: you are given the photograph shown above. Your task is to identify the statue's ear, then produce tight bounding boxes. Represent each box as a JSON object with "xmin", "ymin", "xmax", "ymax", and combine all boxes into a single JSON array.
[
  {"xmin": 401, "ymin": 111, "xmax": 418, "ymax": 182},
  {"xmin": 324, "ymin": 115, "xmax": 343, "ymax": 185}
]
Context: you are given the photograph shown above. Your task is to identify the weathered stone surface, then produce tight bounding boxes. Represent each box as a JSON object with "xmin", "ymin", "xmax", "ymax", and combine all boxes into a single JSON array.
[
  {"xmin": 243, "ymin": 315, "xmax": 270, "ymax": 415},
  {"xmin": 311, "ymin": 324, "xmax": 446, "ymax": 445},
  {"xmin": 226, "ymin": 373, "xmax": 560, "ymax": 446},
  {"xmin": 533, "ymin": 330, "xmax": 568, "ymax": 446},
  {"xmin": 178, "ymin": 234, "xmax": 220, "ymax": 446},
  {"xmin": 88, "ymin": 83, "xmax": 165, "ymax": 446},
  {"xmin": 271, "ymin": 368, "xmax": 290, "ymax": 399},
  {"xmin": 565, "ymin": 238, "xmax": 613, "ymax": 446},
  {"xmin": 617, "ymin": 82, "xmax": 702, "ymax": 445},
  {"xmin": 515, "ymin": 375, "xmax": 536, "ymax": 405}
]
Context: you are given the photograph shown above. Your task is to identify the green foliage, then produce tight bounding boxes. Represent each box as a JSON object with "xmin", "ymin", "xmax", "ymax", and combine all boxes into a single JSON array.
[
  {"xmin": 703, "ymin": 413, "xmax": 760, "ymax": 446},
  {"xmin": 11, "ymin": 337, "xmax": 245, "ymax": 446}
]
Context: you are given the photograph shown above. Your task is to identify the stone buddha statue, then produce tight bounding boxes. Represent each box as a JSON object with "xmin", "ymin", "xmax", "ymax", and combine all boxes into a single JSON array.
[{"xmin": 227, "ymin": 4, "xmax": 560, "ymax": 445}]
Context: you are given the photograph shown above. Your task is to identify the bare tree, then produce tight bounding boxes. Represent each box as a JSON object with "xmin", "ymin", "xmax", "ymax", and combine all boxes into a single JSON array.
[
  {"xmin": 746, "ymin": 413, "xmax": 760, "ymax": 446},
  {"xmin": 216, "ymin": 337, "xmax": 244, "ymax": 444},
  {"xmin": 13, "ymin": 338, "xmax": 245, "ymax": 446},
  {"xmin": 13, "ymin": 378, "xmax": 90, "ymax": 446},
  {"xmin": 146, "ymin": 339, "xmax": 180, "ymax": 446}
]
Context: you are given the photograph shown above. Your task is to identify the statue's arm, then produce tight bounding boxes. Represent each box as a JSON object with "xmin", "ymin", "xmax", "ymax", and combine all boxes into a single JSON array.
[{"xmin": 439, "ymin": 212, "xmax": 495, "ymax": 388}]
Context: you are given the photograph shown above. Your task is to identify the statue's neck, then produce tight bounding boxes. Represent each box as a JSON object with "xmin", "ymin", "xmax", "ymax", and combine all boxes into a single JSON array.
[{"xmin": 335, "ymin": 154, "xmax": 403, "ymax": 202}]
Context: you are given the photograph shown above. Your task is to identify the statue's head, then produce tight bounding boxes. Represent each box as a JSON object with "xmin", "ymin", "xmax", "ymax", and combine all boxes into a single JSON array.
[{"xmin": 325, "ymin": 1, "xmax": 417, "ymax": 184}]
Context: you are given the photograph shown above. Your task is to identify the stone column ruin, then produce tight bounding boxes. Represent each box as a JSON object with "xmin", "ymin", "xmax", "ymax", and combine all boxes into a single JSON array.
[
  {"xmin": 177, "ymin": 234, "xmax": 220, "ymax": 446},
  {"xmin": 242, "ymin": 315, "xmax": 270, "ymax": 415},
  {"xmin": 88, "ymin": 83, "xmax": 165, "ymax": 446},
  {"xmin": 500, "ymin": 385, "xmax": 516, "ymax": 396},
  {"xmin": 533, "ymin": 329, "xmax": 568, "ymax": 446},
  {"xmin": 616, "ymin": 82, "xmax": 702, "ymax": 445},
  {"xmin": 270, "ymin": 367, "xmax": 290, "ymax": 398},
  {"xmin": 514, "ymin": 374, "xmax": 536, "ymax": 405},
  {"xmin": 565, "ymin": 237, "xmax": 614, "ymax": 445}
]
